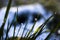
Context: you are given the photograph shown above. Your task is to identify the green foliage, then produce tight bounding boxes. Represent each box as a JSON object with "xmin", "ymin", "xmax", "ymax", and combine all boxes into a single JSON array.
[
  {"xmin": 7, "ymin": 37, "xmax": 35, "ymax": 40},
  {"xmin": 0, "ymin": 0, "xmax": 60, "ymax": 40},
  {"xmin": 32, "ymin": 14, "xmax": 54, "ymax": 39}
]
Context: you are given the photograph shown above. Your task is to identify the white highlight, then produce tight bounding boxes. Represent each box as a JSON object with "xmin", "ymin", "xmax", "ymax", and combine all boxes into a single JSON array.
[{"xmin": 58, "ymin": 29, "xmax": 60, "ymax": 34}]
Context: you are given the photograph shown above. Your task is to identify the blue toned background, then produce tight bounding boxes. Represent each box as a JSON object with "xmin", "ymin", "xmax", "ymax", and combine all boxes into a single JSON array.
[{"xmin": 0, "ymin": 3, "xmax": 53, "ymax": 40}]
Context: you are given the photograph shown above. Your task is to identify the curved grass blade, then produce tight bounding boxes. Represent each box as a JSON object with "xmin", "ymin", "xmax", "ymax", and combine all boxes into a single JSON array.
[
  {"xmin": 32, "ymin": 14, "xmax": 54, "ymax": 39},
  {"xmin": 26, "ymin": 14, "xmax": 46, "ymax": 38}
]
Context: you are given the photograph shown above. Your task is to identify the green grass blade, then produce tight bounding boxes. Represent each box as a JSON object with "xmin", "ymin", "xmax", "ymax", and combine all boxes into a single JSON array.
[
  {"xmin": 12, "ymin": 12, "xmax": 17, "ymax": 39},
  {"xmin": 45, "ymin": 22, "xmax": 60, "ymax": 40},
  {"xmin": 33, "ymin": 15, "xmax": 54, "ymax": 39},
  {"xmin": 20, "ymin": 21, "xmax": 28, "ymax": 40},
  {"xmin": 5, "ymin": 12, "xmax": 17, "ymax": 40},
  {"xmin": 5, "ymin": 19, "xmax": 10, "ymax": 40},
  {"xmin": 26, "ymin": 21, "xmax": 36, "ymax": 37},
  {"xmin": 16, "ymin": 24, "xmax": 21, "ymax": 36},
  {"xmin": 0, "ymin": 0, "xmax": 12, "ymax": 39}
]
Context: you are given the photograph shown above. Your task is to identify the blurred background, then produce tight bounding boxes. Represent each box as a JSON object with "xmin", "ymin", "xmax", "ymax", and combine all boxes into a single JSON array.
[{"xmin": 0, "ymin": 0, "xmax": 60, "ymax": 40}]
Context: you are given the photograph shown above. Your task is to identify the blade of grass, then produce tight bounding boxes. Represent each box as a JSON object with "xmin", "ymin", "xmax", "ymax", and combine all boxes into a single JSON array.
[
  {"xmin": 16, "ymin": 24, "xmax": 21, "ymax": 36},
  {"xmin": 32, "ymin": 14, "xmax": 54, "ymax": 39},
  {"xmin": 13, "ymin": 25, "xmax": 16, "ymax": 38},
  {"xmin": 40, "ymin": 29, "xmax": 50, "ymax": 34},
  {"xmin": 5, "ymin": 13, "xmax": 17, "ymax": 40},
  {"xmin": 26, "ymin": 21, "xmax": 36, "ymax": 37},
  {"xmin": 16, "ymin": 7, "xmax": 21, "ymax": 36},
  {"xmin": 20, "ymin": 21, "xmax": 28, "ymax": 40},
  {"xmin": 5, "ymin": 19, "xmax": 10, "ymax": 40},
  {"xmin": 24, "ymin": 29, "xmax": 30, "ymax": 37},
  {"xmin": 5, "ymin": 12, "xmax": 17, "ymax": 40},
  {"xmin": 0, "ymin": 0, "xmax": 12, "ymax": 39},
  {"xmin": 30, "ymin": 26, "xmax": 42, "ymax": 38},
  {"xmin": 26, "ymin": 14, "xmax": 40, "ymax": 37},
  {"xmin": 45, "ymin": 22, "xmax": 60, "ymax": 40},
  {"xmin": 16, "ymin": 7, "xmax": 21, "ymax": 37},
  {"xmin": 13, "ymin": 12, "xmax": 17, "ymax": 39}
]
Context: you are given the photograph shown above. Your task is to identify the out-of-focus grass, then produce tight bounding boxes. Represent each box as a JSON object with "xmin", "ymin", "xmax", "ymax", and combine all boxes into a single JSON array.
[
  {"xmin": 5, "ymin": 13, "xmax": 17, "ymax": 40},
  {"xmin": 0, "ymin": 0, "xmax": 60, "ymax": 40},
  {"xmin": 0, "ymin": 0, "xmax": 12, "ymax": 40},
  {"xmin": 45, "ymin": 21, "xmax": 60, "ymax": 40},
  {"xmin": 7, "ymin": 37, "xmax": 35, "ymax": 40},
  {"xmin": 31, "ymin": 14, "xmax": 54, "ymax": 39},
  {"xmin": 26, "ymin": 20, "xmax": 36, "ymax": 37}
]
